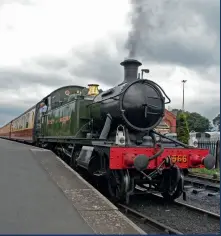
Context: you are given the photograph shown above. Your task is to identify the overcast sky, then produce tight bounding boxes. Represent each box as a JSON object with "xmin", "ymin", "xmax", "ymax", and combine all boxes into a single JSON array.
[{"xmin": 0, "ymin": 0, "xmax": 220, "ymax": 126}]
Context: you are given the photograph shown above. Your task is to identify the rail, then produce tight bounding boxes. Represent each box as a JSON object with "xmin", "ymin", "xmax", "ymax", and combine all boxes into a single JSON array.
[
  {"xmin": 118, "ymin": 203, "xmax": 183, "ymax": 235},
  {"xmin": 184, "ymin": 175, "xmax": 220, "ymax": 192}
]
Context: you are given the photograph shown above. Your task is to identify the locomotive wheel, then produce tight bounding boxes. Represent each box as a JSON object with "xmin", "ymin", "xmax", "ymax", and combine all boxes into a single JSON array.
[
  {"xmin": 107, "ymin": 170, "xmax": 130, "ymax": 202},
  {"xmin": 161, "ymin": 173, "xmax": 184, "ymax": 202}
]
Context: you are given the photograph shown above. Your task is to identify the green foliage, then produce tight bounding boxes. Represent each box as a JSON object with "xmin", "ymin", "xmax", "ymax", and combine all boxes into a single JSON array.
[
  {"xmin": 176, "ymin": 112, "xmax": 190, "ymax": 144},
  {"xmin": 172, "ymin": 109, "xmax": 211, "ymax": 132},
  {"xmin": 213, "ymin": 114, "xmax": 220, "ymax": 131},
  {"xmin": 186, "ymin": 112, "xmax": 212, "ymax": 132},
  {"xmin": 191, "ymin": 168, "xmax": 220, "ymax": 177}
]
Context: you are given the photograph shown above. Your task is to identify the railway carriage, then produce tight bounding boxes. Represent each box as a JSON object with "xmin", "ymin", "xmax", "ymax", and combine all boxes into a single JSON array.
[
  {"xmin": 10, "ymin": 106, "xmax": 37, "ymax": 143},
  {"xmin": 0, "ymin": 122, "xmax": 11, "ymax": 139},
  {"xmin": 0, "ymin": 58, "xmax": 215, "ymax": 203}
]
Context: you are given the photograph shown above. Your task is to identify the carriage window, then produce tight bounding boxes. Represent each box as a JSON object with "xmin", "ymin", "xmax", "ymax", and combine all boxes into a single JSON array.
[
  {"xmin": 26, "ymin": 113, "xmax": 30, "ymax": 128},
  {"xmin": 18, "ymin": 118, "xmax": 21, "ymax": 129},
  {"xmin": 22, "ymin": 116, "xmax": 25, "ymax": 129},
  {"xmin": 32, "ymin": 111, "xmax": 35, "ymax": 122}
]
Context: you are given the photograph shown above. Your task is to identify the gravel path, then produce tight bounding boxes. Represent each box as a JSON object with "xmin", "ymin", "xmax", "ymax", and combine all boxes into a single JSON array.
[{"xmin": 128, "ymin": 194, "xmax": 220, "ymax": 234}]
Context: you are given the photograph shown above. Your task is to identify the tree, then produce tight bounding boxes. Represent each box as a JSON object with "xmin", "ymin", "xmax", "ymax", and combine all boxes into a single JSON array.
[
  {"xmin": 186, "ymin": 112, "xmax": 212, "ymax": 132},
  {"xmin": 171, "ymin": 109, "xmax": 211, "ymax": 132},
  {"xmin": 213, "ymin": 114, "xmax": 220, "ymax": 131},
  {"xmin": 176, "ymin": 112, "xmax": 190, "ymax": 144}
]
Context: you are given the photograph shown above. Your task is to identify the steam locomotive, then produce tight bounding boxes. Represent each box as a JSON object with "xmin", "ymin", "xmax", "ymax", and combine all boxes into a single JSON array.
[{"xmin": 0, "ymin": 58, "xmax": 215, "ymax": 203}]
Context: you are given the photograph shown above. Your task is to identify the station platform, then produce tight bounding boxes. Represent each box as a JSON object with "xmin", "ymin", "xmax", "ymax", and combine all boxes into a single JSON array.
[{"xmin": 0, "ymin": 138, "xmax": 145, "ymax": 234}]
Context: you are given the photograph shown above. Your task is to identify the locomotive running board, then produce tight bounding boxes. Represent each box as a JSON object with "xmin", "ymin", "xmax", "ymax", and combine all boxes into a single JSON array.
[{"xmin": 37, "ymin": 136, "xmax": 107, "ymax": 145}]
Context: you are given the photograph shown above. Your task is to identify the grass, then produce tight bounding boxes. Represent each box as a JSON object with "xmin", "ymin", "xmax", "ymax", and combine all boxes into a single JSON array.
[{"xmin": 190, "ymin": 168, "xmax": 220, "ymax": 178}]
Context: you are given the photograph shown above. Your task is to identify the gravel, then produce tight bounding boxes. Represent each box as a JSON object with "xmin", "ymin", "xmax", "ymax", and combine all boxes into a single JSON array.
[
  {"xmin": 178, "ymin": 184, "xmax": 220, "ymax": 215},
  {"xmin": 128, "ymin": 194, "xmax": 220, "ymax": 234}
]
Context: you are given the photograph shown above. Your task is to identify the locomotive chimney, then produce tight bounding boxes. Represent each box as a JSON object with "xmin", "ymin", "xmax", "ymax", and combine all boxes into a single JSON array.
[{"xmin": 120, "ymin": 58, "xmax": 142, "ymax": 83}]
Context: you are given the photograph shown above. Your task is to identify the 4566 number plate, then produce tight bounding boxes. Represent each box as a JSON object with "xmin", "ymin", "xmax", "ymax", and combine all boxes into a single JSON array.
[{"xmin": 171, "ymin": 155, "xmax": 187, "ymax": 163}]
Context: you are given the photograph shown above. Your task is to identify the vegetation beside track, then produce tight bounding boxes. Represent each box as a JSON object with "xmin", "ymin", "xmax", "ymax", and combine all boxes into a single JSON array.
[{"xmin": 189, "ymin": 168, "xmax": 220, "ymax": 179}]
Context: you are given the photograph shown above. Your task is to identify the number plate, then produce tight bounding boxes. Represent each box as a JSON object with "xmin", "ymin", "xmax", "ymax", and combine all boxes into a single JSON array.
[{"xmin": 171, "ymin": 155, "xmax": 187, "ymax": 163}]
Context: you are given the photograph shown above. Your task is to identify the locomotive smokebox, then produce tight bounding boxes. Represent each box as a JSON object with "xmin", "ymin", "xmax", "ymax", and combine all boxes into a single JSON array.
[{"xmin": 120, "ymin": 59, "xmax": 142, "ymax": 83}]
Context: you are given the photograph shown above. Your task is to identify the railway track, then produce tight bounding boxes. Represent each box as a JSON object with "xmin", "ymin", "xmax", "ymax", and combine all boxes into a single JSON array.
[
  {"xmin": 119, "ymin": 193, "xmax": 220, "ymax": 234},
  {"xmin": 184, "ymin": 174, "xmax": 220, "ymax": 194},
  {"xmin": 118, "ymin": 203, "xmax": 183, "ymax": 234}
]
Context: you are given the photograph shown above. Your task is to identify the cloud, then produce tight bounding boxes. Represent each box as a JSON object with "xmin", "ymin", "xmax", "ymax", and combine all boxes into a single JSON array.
[
  {"xmin": 0, "ymin": 64, "xmax": 72, "ymax": 89},
  {"xmin": 126, "ymin": 0, "xmax": 220, "ymax": 68},
  {"xmin": 33, "ymin": 56, "xmax": 69, "ymax": 70},
  {"xmin": 0, "ymin": 0, "xmax": 34, "ymax": 7},
  {"xmin": 0, "ymin": 0, "xmax": 220, "ymax": 126}
]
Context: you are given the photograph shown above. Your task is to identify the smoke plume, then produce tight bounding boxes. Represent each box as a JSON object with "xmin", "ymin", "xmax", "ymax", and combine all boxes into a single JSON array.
[
  {"xmin": 126, "ymin": 0, "xmax": 178, "ymax": 59},
  {"xmin": 126, "ymin": 1, "xmax": 143, "ymax": 58}
]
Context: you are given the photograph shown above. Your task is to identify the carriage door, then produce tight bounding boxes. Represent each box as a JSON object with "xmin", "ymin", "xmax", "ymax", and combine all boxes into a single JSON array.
[{"xmin": 35, "ymin": 104, "xmax": 42, "ymax": 136}]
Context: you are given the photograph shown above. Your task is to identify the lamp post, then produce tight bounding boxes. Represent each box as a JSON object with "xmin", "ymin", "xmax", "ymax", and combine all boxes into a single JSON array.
[{"xmin": 181, "ymin": 80, "xmax": 187, "ymax": 112}]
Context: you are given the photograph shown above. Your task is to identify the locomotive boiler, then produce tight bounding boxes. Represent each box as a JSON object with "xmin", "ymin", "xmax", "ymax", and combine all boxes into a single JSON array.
[
  {"xmin": 0, "ymin": 58, "xmax": 215, "ymax": 204},
  {"xmin": 90, "ymin": 59, "xmax": 167, "ymax": 140}
]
